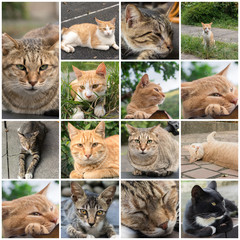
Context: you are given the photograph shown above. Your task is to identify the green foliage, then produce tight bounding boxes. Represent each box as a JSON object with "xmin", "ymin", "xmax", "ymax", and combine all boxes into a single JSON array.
[
  {"xmin": 2, "ymin": 3, "xmax": 28, "ymax": 19},
  {"xmin": 61, "ymin": 121, "xmax": 119, "ymax": 178}
]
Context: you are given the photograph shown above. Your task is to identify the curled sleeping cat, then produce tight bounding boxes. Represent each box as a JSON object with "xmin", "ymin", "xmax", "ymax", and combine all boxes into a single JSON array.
[{"xmin": 184, "ymin": 131, "xmax": 238, "ymax": 170}]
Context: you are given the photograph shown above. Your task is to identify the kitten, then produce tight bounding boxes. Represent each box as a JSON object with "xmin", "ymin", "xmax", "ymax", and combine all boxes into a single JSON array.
[
  {"xmin": 201, "ymin": 22, "xmax": 215, "ymax": 48},
  {"xmin": 121, "ymin": 181, "xmax": 178, "ymax": 237},
  {"xmin": 17, "ymin": 121, "xmax": 47, "ymax": 179},
  {"xmin": 181, "ymin": 64, "xmax": 238, "ymax": 119},
  {"xmin": 2, "ymin": 183, "xmax": 58, "ymax": 238},
  {"xmin": 61, "ymin": 18, "xmax": 119, "ymax": 53},
  {"xmin": 68, "ymin": 121, "xmax": 119, "ymax": 179},
  {"xmin": 62, "ymin": 182, "xmax": 117, "ymax": 238},
  {"xmin": 121, "ymin": 4, "xmax": 173, "ymax": 60},
  {"xmin": 125, "ymin": 74, "xmax": 165, "ymax": 119},
  {"xmin": 183, "ymin": 131, "xmax": 238, "ymax": 170},
  {"xmin": 2, "ymin": 24, "xmax": 59, "ymax": 115},
  {"xmin": 70, "ymin": 62, "xmax": 107, "ymax": 119},
  {"xmin": 126, "ymin": 124, "xmax": 179, "ymax": 177},
  {"xmin": 183, "ymin": 181, "xmax": 237, "ymax": 237}
]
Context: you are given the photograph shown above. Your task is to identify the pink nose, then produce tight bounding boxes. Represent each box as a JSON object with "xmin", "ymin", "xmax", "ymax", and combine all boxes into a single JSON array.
[
  {"xmin": 50, "ymin": 217, "xmax": 58, "ymax": 224},
  {"xmin": 85, "ymin": 154, "xmax": 91, "ymax": 159},
  {"xmin": 231, "ymin": 98, "xmax": 238, "ymax": 105},
  {"xmin": 159, "ymin": 221, "xmax": 168, "ymax": 230},
  {"xmin": 86, "ymin": 95, "xmax": 92, "ymax": 99}
]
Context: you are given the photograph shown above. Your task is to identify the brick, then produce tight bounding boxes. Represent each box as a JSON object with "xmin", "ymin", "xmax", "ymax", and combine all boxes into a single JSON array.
[
  {"xmin": 184, "ymin": 169, "xmax": 219, "ymax": 179},
  {"xmin": 220, "ymin": 169, "xmax": 238, "ymax": 177},
  {"xmin": 202, "ymin": 164, "xmax": 223, "ymax": 171},
  {"xmin": 181, "ymin": 164, "xmax": 200, "ymax": 172}
]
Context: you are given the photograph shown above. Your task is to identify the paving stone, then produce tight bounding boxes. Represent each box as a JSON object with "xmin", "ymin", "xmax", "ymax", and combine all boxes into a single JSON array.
[
  {"xmin": 217, "ymin": 175, "xmax": 238, "ymax": 179},
  {"xmin": 184, "ymin": 168, "xmax": 219, "ymax": 179},
  {"xmin": 202, "ymin": 164, "xmax": 223, "ymax": 171},
  {"xmin": 194, "ymin": 160, "xmax": 210, "ymax": 165},
  {"xmin": 181, "ymin": 164, "xmax": 199, "ymax": 172},
  {"xmin": 220, "ymin": 169, "xmax": 238, "ymax": 177}
]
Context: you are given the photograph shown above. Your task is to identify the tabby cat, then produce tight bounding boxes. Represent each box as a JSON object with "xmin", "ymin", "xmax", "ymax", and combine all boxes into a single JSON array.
[
  {"xmin": 181, "ymin": 64, "xmax": 238, "ymax": 119},
  {"xmin": 2, "ymin": 183, "xmax": 58, "ymax": 238},
  {"xmin": 121, "ymin": 4, "xmax": 173, "ymax": 59},
  {"xmin": 62, "ymin": 182, "xmax": 117, "ymax": 238},
  {"xmin": 125, "ymin": 74, "xmax": 165, "ymax": 119},
  {"xmin": 183, "ymin": 181, "xmax": 237, "ymax": 237},
  {"xmin": 121, "ymin": 181, "xmax": 178, "ymax": 237},
  {"xmin": 68, "ymin": 121, "xmax": 119, "ymax": 179},
  {"xmin": 2, "ymin": 24, "xmax": 59, "ymax": 115},
  {"xmin": 17, "ymin": 121, "xmax": 47, "ymax": 179},
  {"xmin": 70, "ymin": 62, "xmax": 107, "ymax": 119},
  {"xmin": 61, "ymin": 18, "xmax": 119, "ymax": 53},
  {"xmin": 126, "ymin": 124, "xmax": 179, "ymax": 177}
]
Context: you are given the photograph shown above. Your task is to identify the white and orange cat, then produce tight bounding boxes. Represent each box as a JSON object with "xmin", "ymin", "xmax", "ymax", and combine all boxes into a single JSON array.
[
  {"xmin": 70, "ymin": 62, "xmax": 107, "ymax": 119},
  {"xmin": 2, "ymin": 183, "xmax": 59, "ymax": 238},
  {"xmin": 201, "ymin": 22, "xmax": 215, "ymax": 48},
  {"xmin": 61, "ymin": 18, "xmax": 119, "ymax": 53},
  {"xmin": 68, "ymin": 121, "xmax": 119, "ymax": 179}
]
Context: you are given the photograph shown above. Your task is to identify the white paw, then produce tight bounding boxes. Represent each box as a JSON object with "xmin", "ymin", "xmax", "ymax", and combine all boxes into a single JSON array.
[
  {"xmin": 112, "ymin": 43, "xmax": 119, "ymax": 50},
  {"xmin": 86, "ymin": 234, "xmax": 95, "ymax": 238},
  {"xmin": 94, "ymin": 105, "xmax": 106, "ymax": 117},
  {"xmin": 68, "ymin": 46, "xmax": 75, "ymax": 52},
  {"xmin": 210, "ymin": 226, "xmax": 216, "ymax": 235},
  {"xmin": 72, "ymin": 109, "xmax": 84, "ymax": 119},
  {"xmin": 25, "ymin": 173, "xmax": 33, "ymax": 179},
  {"xmin": 18, "ymin": 175, "xmax": 25, "ymax": 179},
  {"xmin": 111, "ymin": 235, "xmax": 119, "ymax": 238}
]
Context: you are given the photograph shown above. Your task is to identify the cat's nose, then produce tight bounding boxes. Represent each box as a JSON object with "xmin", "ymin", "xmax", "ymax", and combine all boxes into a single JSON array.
[
  {"xmin": 29, "ymin": 80, "xmax": 37, "ymax": 86},
  {"xmin": 159, "ymin": 221, "xmax": 168, "ymax": 230},
  {"xmin": 89, "ymin": 223, "xmax": 94, "ymax": 227},
  {"xmin": 161, "ymin": 93, "xmax": 165, "ymax": 98},
  {"xmin": 85, "ymin": 154, "xmax": 91, "ymax": 159},
  {"xmin": 230, "ymin": 98, "xmax": 238, "ymax": 105},
  {"xmin": 50, "ymin": 217, "xmax": 58, "ymax": 224},
  {"xmin": 85, "ymin": 94, "xmax": 92, "ymax": 99}
]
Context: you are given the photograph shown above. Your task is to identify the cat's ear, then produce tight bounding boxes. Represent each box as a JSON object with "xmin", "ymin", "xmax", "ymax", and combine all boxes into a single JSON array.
[
  {"xmin": 37, "ymin": 183, "xmax": 50, "ymax": 196},
  {"xmin": 96, "ymin": 62, "xmax": 106, "ymax": 77},
  {"xmin": 125, "ymin": 4, "xmax": 142, "ymax": 28},
  {"xmin": 216, "ymin": 64, "xmax": 230, "ymax": 77},
  {"xmin": 2, "ymin": 33, "xmax": 20, "ymax": 55},
  {"xmin": 95, "ymin": 122, "xmax": 105, "ymax": 138},
  {"xmin": 126, "ymin": 124, "xmax": 138, "ymax": 135},
  {"xmin": 139, "ymin": 74, "xmax": 150, "ymax": 88},
  {"xmin": 207, "ymin": 181, "xmax": 217, "ymax": 190},
  {"xmin": 209, "ymin": 22, "xmax": 213, "ymax": 26},
  {"xmin": 68, "ymin": 123, "xmax": 79, "ymax": 139},
  {"xmin": 33, "ymin": 131, "xmax": 39, "ymax": 137},
  {"xmin": 72, "ymin": 66, "xmax": 83, "ymax": 78},
  {"xmin": 71, "ymin": 182, "xmax": 86, "ymax": 202},
  {"xmin": 111, "ymin": 17, "xmax": 116, "ymax": 25},
  {"xmin": 191, "ymin": 185, "xmax": 206, "ymax": 199},
  {"xmin": 150, "ymin": 124, "xmax": 161, "ymax": 135},
  {"xmin": 181, "ymin": 82, "xmax": 193, "ymax": 100},
  {"xmin": 95, "ymin": 17, "xmax": 102, "ymax": 25},
  {"xmin": 201, "ymin": 22, "xmax": 204, "ymax": 26},
  {"xmin": 99, "ymin": 186, "xmax": 116, "ymax": 206}
]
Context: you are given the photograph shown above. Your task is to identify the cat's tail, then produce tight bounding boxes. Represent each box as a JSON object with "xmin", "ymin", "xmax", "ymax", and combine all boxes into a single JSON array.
[
  {"xmin": 61, "ymin": 27, "xmax": 69, "ymax": 35},
  {"xmin": 207, "ymin": 131, "xmax": 217, "ymax": 142}
]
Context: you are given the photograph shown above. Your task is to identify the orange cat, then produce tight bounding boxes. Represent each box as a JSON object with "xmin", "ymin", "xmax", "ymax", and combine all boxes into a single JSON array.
[
  {"xmin": 68, "ymin": 122, "xmax": 119, "ymax": 179},
  {"xmin": 2, "ymin": 183, "xmax": 58, "ymax": 238},
  {"xmin": 201, "ymin": 22, "xmax": 215, "ymax": 48},
  {"xmin": 61, "ymin": 18, "xmax": 119, "ymax": 53},
  {"xmin": 125, "ymin": 74, "xmax": 165, "ymax": 119},
  {"xmin": 181, "ymin": 64, "xmax": 238, "ymax": 119}
]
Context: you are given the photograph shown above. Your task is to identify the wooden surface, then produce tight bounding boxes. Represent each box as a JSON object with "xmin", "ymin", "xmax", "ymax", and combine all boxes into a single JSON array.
[
  {"xmin": 149, "ymin": 110, "xmax": 172, "ymax": 119},
  {"xmin": 34, "ymin": 225, "xmax": 59, "ymax": 238}
]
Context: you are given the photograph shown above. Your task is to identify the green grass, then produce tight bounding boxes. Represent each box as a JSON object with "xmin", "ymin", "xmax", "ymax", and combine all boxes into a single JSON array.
[{"xmin": 181, "ymin": 34, "xmax": 238, "ymax": 60}]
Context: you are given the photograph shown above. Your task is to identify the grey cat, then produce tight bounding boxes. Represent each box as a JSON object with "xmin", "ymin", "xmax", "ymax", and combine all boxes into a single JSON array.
[
  {"xmin": 17, "ymin": 121, "xmax": 47, "ymax": 179},
  {"xmin": 62, "ymin": 182, "xmax": 117, "ymax": 238}
]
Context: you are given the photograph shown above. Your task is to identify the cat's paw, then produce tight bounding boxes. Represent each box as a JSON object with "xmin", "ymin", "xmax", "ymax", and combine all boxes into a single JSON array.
[
  {"xmin": 25, "ymin": 223, "xmax": 49, "ymax": 235},
  {"xmin": 110, "ymin": 235, "xmax": 119, "ymax": 238},
  {"xmin": 132, "ymin": 169, "xmax": 143, "ymax": 176},
  {"xmin": 112, "ymin": 43, "xmax": 119, "ymax": 50},
  {"xmin": 70, "ymin": 170, "xmax": 84, "ymax": 179},
  {"xmin": 25, "ymin": 173, "xmax": 33, "ymax": 179},
  {"xmin": 18, "ymin": 174, "xmax": 25, "ymax": 179},
  {"xmin": 86, "ymin": 234, "xmax": 95, "ymax": 238},
  {"xmin": 72, "ymin": 109, "xmax": 85, "ymax": 119},
  {"xmin": 125, "ymin": 114, "xmax": 134, "ymax": 119},
  {"xmin": 134, "ymin": 111, "xmax": 151, "ymax": 119},
  {"xmin": 94, "ymin": 105, "xmax": 106, "ymax": 117},
  {"xmin": 205, "ymin": 104, "xmax": 229, "ymax": 116}
]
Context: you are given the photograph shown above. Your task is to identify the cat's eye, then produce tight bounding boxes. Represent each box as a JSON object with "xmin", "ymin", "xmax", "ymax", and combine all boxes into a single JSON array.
[
  {"xmin": 211, "ymin": 202, "xmax": 216, "ymax": 206},
  {"xmin": 147, "ymin": 140, "xmax": 152, "ymax": 143},
  {"xmin": 211, "ymin": 93, "xmax": 221, "ymax": 97},
  {"xmin": 96, "ymin": 210, "xmax": 104, "ymax": 216},
  {"xmin": 16, "ymin": 64, "xmax": 26, "ymax": 71},
  {"xmin": 31, "ymin": 212, "xmax": 41, "ymax": 216},
  {"xmin": 77, "ymin": 143, "xmax": 83, "ymax": 147},
  {"xmin": 230, "ymin": 87, "xmax": 233, "ymax": 92},
  {"xmin": 80, "ymin": 209, "xmax": 87, "ymax": 215},
  {"xmin": 92, "ymin": 142, "xmax": 98, "ymax": 147},
  {"xmin": 103, "ymin": 28, "xmax": 106, "ymax": 30},
  {"xmin": 80, "ymin": 85, "xmax": 85, "ymax": 90},
  {"xmin": 50, "ymin": 206, "xmax": 54, "ymax": 211},
  {"xmin": 154, "ymin": 88, "xmax": 159, "ymax": 92},
  {"xmin": 135, "ymin": 139, "xmax": 140, "ymax": 143},
  {"xmin": 92, "ymin": 84, "xmax": 99, "ymax": 89},
  {"xmin": 39, "ymin": 65, "xmax": 48, "ymax": 71}
]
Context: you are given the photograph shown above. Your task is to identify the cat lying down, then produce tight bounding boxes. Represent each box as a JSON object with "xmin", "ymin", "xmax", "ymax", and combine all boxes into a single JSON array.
[{"xmin": 184, "ymin": 131, "xmax": 238, "ymax": 171}]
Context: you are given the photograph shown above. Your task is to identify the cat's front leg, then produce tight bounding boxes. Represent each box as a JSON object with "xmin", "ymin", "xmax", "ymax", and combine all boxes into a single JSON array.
[
  {"xmin": 185, "ymin": 227, "xmax": 216, "ymax": 237},
  {"xmin": 148, "ymin": 169, "xmax": 173, "ymax": 177},
  {"xmin": 83, "ymin": 169, "xmax": 119, "ymax": 179},
  {"xmin": 70, "ymin": 170, "xmax": 84, "ymax": 179},
  {"xmin": 94, "ymin": 104, "xmax": 106, "ymax": 117},
  {"xmin": 215, "ymin": 215, "xmax": 233, "ymax": 233},
  {"xmin": 112, "ymin": 43, "xmax": 119, "ymax": 50},
  {"xmin": 105, "ymin": 223, "xmax": 117, "ymax": 238},
  {"xmin": 134, "ymin": 111, "xmax": 151, "ymax": 119},
  {"xmin": 67, "ymin": 225, "xmax": 95, "ymax": 238},
  {"xmin": 205, "ymin": 104, "xmax": 229, "ymax": 116},
  {"xmin": 132, "ymin": 169, "xmax": 143, "ymax": 176},
  {"xmin": 18, "ymin": 152, "xmax": 27, "ymax": 179},
  {"xmin": 137, "ymin": 50, "xmax": 156, "ymax": 60},
  {"xmin": 94, "ymin": 45, "xmax": 110, "ymax": 51},
  {"xmin": 125, "ymin": 114, "xmax": 134, "ymax": 119},
  {"xmin": 25, "ymin": 154, "xmax": 40, "ymax": 179},
  {"xmin": 25, "ymin": 223, "xmax": 49, "ymax": 235},
  {"xmin": 72, "ymin": 107, "xmax": 85, "ymax": 119}
]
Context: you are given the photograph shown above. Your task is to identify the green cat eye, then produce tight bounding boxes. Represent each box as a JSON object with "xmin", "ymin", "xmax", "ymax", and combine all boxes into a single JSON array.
[
  {"xmin": 80, "ymin": 209, "xmax": 87, "ymax": 215},
  {"xmin": 211, "ymin": 202, "xmax": 216, "ymax": 206},
  {"xmin": 39, "ymin": 64, "xmax": 48, "ymax": 71},
  {"xmin": 135, "ymin": 139, "xmax": 140, "ymax": 143},
  {"xmin": 80, "ymin": 86, "xmax": 85, "ymax": 90},
  {"xmin": 92, "ymin": 142, "xmax": 98, "ymax": 147},
  {"xmin": 96, "ymin": 210, "xmax": 104, "ymax": 216},
  {"xmin": 78, "ymin": 143, "xmax": 83, "ymax": 147},
  {"xmin": 92, "ymin": 84, "xmax": 99, "ymax": 89},
  {"xmin": 147, "ymin": 140, "xmax": 152, "ymax": 143},
  {"xmin": 16, "ymin": 64, "xmax": 26, "ymax": 71}
]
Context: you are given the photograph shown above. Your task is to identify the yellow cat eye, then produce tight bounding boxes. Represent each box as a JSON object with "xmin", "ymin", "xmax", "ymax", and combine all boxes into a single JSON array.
[
  {"xmin": 135, "ymin": 139, "xmax": 140, "ymax": 143},
  {"xmin": 147, "ymin": 140, "xmax": 152, "ymax": 143},
  {"xmin": 211, "ymin": 202, "xmax": 216, "ymax": 206},
  {"xmin": 80, "ymin": 209, "xmax": 87, "ymax": 215},
  {"xmin": 39, "ymin": 64, "xmax": 48, "ymax": 71},
  {"xmin": 16, "ymin": 64, "xmax": 26, "ymax": 71},
  {"xmin": 78, "ymin": 143, "xmax": 83, "ymax": 147},
  {"xmin": 92, "ymin": 142, "xmax": 98, "ymax": 147},
  {"xmin": 92, "ymin": 84, "xmax": 99, "ymax": 89},
  {"xmin": 80, "ymin": 86, "xmax": 85, "ymax": 90},
  {"xmin": 96, "ymin": 210, "xmax": 103, "ymax": 216}
]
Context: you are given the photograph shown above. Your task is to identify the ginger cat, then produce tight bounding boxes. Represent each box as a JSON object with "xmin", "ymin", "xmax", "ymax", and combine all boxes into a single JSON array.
[
  {"xmin": 183, "ymin": 131, "xmax": 238, "ymax": 170},
  {"xmin": 181, "ymin": 64, "xmax": 238, "ymax": 119},
  {"xmin": 68, "ymin": 121, "xmax": 119, "ymax": 179},
  {"xmin": 201, "ymin": 22, "xmax": 215, "ymax": 48},
  {"xmin": 61, "ymin": 18, "xmax": 119, "ymax": 53},
  {"xmin": 2, "ymin": 183, "xmax": 58, "ymax": 238},
  {"xmin": 125, "ymin": 74, "xmax": 165, "ymax": 119}
]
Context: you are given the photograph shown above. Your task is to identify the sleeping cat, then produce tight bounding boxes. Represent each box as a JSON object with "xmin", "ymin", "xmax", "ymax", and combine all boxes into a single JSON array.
[
  {"xmin": 181, "ymin": 64, "xmax": 238, "ymax": 119},
  {"xmin": 125, "ymin": 74, "xmax": 165, "ymax": 119},
  {"xmin": 70, "ymin": 62, "xmax": 107, "ymax": 119},
  {"xmin": 126, "ymin": 124, "xmax": 179, "ymax": 177},
  {"xmin": 183, "ymin": 131, "xmax": 238, "ymax": 170},
  {"xmin": 2, "ymin": 24, "xmax": 59, "ymax": 115},
  {"xmin": 121, "ymin": 181, "xmax": 178, "ymax": 237},
  {"xmin": 17, "ymin": 121, "xmax": 47, "ymax": 179},
  {"xmin": 183, "ymin": 181, "xmax": 237, "ymax": 237},
  {"xmin": 68, "ymin": 121, "xmax": 119, "ymax": 179},
  {"xmin": 121, "ymin": 4, "xmax": 173, "ymax": 59},
  {"xmin": 62, "ymin": 182, "xmax": 117, "ymax": 238},
  {"xmin": 61, "ymin": 18, "xmax": 119, "ymax": 53},
  {"xmin": 2, "ymin": 183, "xmax": 58, "ymax": 238}
]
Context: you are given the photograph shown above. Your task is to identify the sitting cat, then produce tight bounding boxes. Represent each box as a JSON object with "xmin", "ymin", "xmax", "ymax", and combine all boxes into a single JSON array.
[
  {"xmin": 201, "ymin": 22, "xmax": 215, "ymax": 48},
  {"xmin": 126, "ymin": 124, "xmax": 179, "ymax": 177},
  {"xmin": 17, "ymin": 121, "xmax": 47, "ymax": 179},
  {"xmin": 181, "ymin": 64, "xmax": 238, "ymax": 119},
  {"xmin": 70, "ymin": 62, "xmax": 107, "ymax": 119},
  {"xmin": 2, "ymin": 183, "xmax": 59, "ymax": 238},
  {"xmin": 61, "ymin": 18, "xmax": 119, "ymax": 53},
  {"xmin": 2, "ymin": 24, "xmax": 59, "ymax": 115},
  {"xmin": 121, "ymin": 4, "xmax": 173, "ymax": 59},
  {"xmin": 68, "ymin": 121, "xmax": 119, "ymax": 179},
  {"xmin": 183, "ymin": 131, "xmax": 238, "ymax": 170},
  {"xmin": 62, "ymin": 182, "xmax": 117, "ymax": 238},
  {"xmin": 125, "ymin": 74, "xmax": 165, "ymax": 119},
  {"xmin": 183, "ymin": 181, "xmax": 237, "ymax": 237},
  {"xmin": 121, "ymin": 181, "xmax": 178, "ymax": 237}
]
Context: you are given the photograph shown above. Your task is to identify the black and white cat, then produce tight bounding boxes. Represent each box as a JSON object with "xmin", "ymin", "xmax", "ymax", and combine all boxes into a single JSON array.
[{"xmin": 183, "ymin": 181, "xmax": 237, "ymax": 237}]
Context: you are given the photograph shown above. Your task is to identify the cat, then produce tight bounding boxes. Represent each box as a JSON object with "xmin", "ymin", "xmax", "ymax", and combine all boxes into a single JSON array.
[
  {"xmin": 125, "ymin": 74, "xmax": 165, "ymax": 119},
  {"xmin": 61, "ymin": 17, "xmax": 119, "ymax": 53},
  {"xmin": 201, "ymin": 22, "xmax": 215, "ymax": 48},
  {"xmin": 68, "ymin": 121, "xmax": 119, "ymax": 179},
  {"xmin": 121, "ymin": 181, "xmax": 178, "ymax": 237},
  {"xmin": 181, "ymin": 64, "xmax": 238, "ymax": 119},
  {"xmin": 2, "ymin": 24, "xmax": 59, "ymax": 115},
  {"xmin": 183, "ymin": 181, "xmax": 238, "ymax": 237},
  {"xmin": 2, "ymin": 183, "xmax": 59, "ymax": 238},
  {"xmin": 121, "ymin": 4, "xmax": 173, "ymax": 60},
  {"xmin": 17, "ymin": 121, "xmax": 47, "ymax": 179},
  {"xmin": 62, "ymin": 181, "xmax": 117, "ymax": 238},
  {"xmin": 183, "ymin": 131, "xmax": 238, "ymax": 170},
  {"xmin": 126, "ymin": 124, "xmax": 179, "ymax": 177},
  {"xmin": 70, "ymin": 62, "xmax": 107, "ymax": 119}
]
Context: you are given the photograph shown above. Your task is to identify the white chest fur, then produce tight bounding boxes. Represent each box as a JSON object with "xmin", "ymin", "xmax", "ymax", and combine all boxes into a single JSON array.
[
  {"xmin": 202, "ymin": 31, "xmax": 211, "ymax": 43},
  {"xmin": 96, "ymin": 29, "xmax": 115, "ymax": 46},
  {"xmin": 196, "ymin": 215, "xmax": 224, "ymax": 227},
  {"xmin": 84, "ymin": 221, "xmax": 104, "ymax": 237}
]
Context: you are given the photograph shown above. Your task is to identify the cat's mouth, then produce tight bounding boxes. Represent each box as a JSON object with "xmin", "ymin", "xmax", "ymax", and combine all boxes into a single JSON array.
[{"xmin": 26, "ymin": 87, "xmax": 38, "ymax": 92}]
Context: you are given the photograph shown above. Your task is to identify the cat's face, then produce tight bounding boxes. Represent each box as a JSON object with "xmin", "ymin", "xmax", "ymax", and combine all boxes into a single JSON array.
[
  {"xmin": 68, "ymin": 122, "xmax": 107, "ymax": 165},
  {"xmin": 201, "ymin": 22, "xmax": 212, "ymax": 33},
  {"xmin": 71, "ymin": 182, "xmax": 116, "ymax": 228},
  {"xmin": 18, "ymin": 131, "xmax": 39, "ymax": 151},
  {"xmin": 95, "ymin": 18, "xmax": 116, "ymax": 37},
  {"xmin": 71, "ymin": 63, "xmax": 107, "ymax": 102},
  {"xmin": 184, "ymin": 144, "xmax": 204, "ymax": 163}
]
